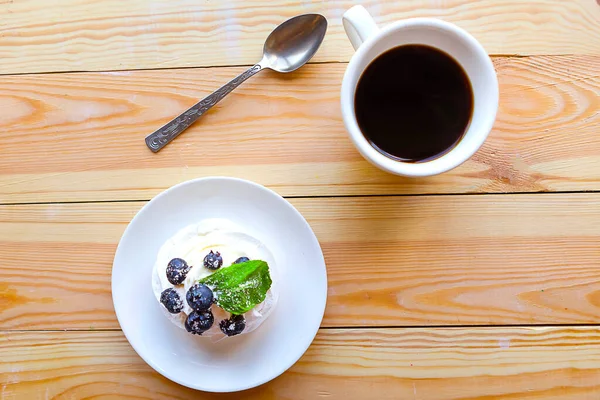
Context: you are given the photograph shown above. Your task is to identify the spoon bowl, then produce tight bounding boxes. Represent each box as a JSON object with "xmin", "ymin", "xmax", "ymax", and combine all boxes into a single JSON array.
[
  {"xmin": 263, "ymin": 14, "xmax": 328, "ymax": 73},
  {"xmin": 145, "ymin": 14, "xmax": 328, "ymax": 152}
]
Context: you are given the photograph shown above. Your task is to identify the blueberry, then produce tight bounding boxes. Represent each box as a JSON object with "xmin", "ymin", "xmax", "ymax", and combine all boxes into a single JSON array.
[
  {"xmin": 233, "ymin": 256, "xmax": 250, "ymax": 264},
  {"xmin": 203, "ymin": 250, "xmax": 223, "ymax": 270},
  {"xmin": 166, "ymin": 258, "xmax": 191, "ymax": 285},
  {"xmin": 160, "ymin": 288, "xmax": 184, "ymax": 314},
  {"xmin": 219, "ymin": 314, "xmax": 246, "ymax": 337},
  {"xmin": 186, "ymin": 283, "xmax": 213, "ymax": 311},
  {"xmin": 185, "ymin": 309, "xmax": 214, "ymax": 335}
]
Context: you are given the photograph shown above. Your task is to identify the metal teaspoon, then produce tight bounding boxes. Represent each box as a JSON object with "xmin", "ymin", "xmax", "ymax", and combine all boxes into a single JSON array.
[{"xmin": 145, "ymin": 14, "xmax": 328, "ymax": 152}]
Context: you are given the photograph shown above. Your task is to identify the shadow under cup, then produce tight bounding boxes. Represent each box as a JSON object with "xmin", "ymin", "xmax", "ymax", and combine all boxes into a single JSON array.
[{"xmin": 341, "ymin": 18, "xmax": 499, "ymax": 177}]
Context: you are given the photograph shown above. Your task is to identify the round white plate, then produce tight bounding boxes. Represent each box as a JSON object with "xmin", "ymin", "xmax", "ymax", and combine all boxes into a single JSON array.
[{"xmin": 112, "ymin": 177, "xmax": 327, "ymax": 392}]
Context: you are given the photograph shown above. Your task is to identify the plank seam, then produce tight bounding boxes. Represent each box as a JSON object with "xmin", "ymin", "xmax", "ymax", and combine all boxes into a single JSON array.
[
  {"xmin": 0, "ymin": 60, "xmax": 349, "ymax": 77},
  {"xmin": 1, "ymin": 189, "xmax": 599, "ymax": 207},
  {"xmin": 0, "ymin": 54, "xmax": 569, "ymax": 77}
]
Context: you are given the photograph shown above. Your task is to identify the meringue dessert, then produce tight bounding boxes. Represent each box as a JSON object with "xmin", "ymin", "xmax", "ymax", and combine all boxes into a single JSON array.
[{"xmin": 152, "ymin": 219, "xmax": 278, "ymax": 339}]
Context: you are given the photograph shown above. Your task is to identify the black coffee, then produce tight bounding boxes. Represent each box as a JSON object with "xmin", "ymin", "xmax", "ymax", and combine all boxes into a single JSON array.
[{"xmin": 354, "ymin": 45, "xmax": 473, "ymax": 162}]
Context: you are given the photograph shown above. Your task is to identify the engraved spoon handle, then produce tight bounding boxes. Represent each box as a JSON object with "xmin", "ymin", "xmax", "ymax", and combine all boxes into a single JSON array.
[{"xmin": 145, "ymin": 63, "xmax": 263, "ymax": 152}]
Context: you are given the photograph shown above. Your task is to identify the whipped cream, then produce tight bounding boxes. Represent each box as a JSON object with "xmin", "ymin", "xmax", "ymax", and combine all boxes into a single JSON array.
[{"xmin": 152, "ymin": 218, "xmax": 278, "ymax": 339}]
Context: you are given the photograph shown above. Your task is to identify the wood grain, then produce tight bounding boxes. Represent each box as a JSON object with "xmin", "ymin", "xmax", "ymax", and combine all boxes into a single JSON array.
[
  {"xmin": 1, "ymin": 55, "xmax": 598, "ymax": 203},
  {"xmin": 1, "ymin": 0, "xmax": 600, "ymax": 74},
  {"xmin": 1, "ymin": 194, "xmax": 599, "ymax": 330},
  {"xmin": 2, "ymin": 2, "xmax": 599, "ymax": 398},
  {"xmin": 1, "ymin": 328, "xmax": 599, "ymax": 399}
]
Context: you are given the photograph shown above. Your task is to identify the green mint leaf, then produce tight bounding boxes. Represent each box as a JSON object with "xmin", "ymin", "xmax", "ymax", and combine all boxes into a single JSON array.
[{"xmin": 199, "ymin": 260, "xmax": 272, "ymax": 315}]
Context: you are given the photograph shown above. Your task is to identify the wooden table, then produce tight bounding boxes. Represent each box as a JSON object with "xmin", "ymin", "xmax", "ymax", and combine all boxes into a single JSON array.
[{"xmin": 1, "ymin": 1, "xmax": 600, "ymax": 398}]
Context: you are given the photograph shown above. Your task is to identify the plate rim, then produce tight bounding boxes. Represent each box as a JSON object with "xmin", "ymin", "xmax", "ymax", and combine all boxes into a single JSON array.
[{"xmin": 111, "ymin": 176, "xmax": 327, "ymax": 392}]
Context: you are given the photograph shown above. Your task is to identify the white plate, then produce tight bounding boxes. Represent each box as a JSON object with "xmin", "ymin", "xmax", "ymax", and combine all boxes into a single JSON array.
[{"xmin": 112, "ymin": 177, "xmax": 327, "ymax": 392}]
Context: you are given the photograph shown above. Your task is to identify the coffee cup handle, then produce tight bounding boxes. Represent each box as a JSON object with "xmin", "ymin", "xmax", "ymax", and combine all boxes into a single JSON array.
[{"xmin": 342, "ymin": 5, "xmax": 379, "ymax": 50}]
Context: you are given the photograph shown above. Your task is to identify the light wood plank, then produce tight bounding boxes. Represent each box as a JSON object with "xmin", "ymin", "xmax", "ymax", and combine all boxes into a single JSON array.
[
  {"xmin": 1, "ymin": 56, "xmax": 599, "ymax": 203},
  {"xmin": 1, "ymin": 194, "xmax": 599, "ymax": 330},
  {"xmin": 1, "ymin": 0, "xmax": 600, "ymax": 74},
  {"xmin": 1, "ymin": 328, "xmax": 599, "ymax": 399}
]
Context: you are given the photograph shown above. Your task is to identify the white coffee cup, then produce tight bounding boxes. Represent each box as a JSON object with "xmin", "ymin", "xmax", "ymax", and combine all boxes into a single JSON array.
[{"xmin": 341, "ymin": 5, "xmax": 499, "ymax": 177}]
